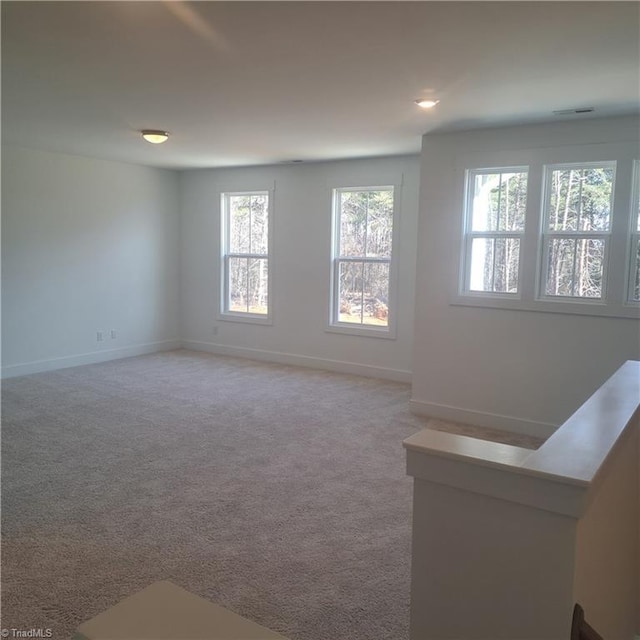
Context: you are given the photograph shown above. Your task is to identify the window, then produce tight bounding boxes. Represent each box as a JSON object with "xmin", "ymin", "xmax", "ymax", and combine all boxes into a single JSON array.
[
  {"xmin": 457, "ymin": 144, "xmax": 638, "ymax": 318},
  {"xmin": 540, "ymin": 163, "xmax": 615, "ymax": 300},
  {"xmin": 220, "ymin": 191, "xmax": 271, "ymax": 321},
  {"xmin": 330, "ymin": 187, "xmax": 395, "ymax": 334},
  {"xmin": 630, "ymin": 161, "xmax": 640, "ymax": 303},
  {"xmin": 462, "ymin": 168, "xmax": 528, "ymax": 296}
]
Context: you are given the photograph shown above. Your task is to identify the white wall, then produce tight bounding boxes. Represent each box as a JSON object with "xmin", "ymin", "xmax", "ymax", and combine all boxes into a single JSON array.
[
  {"xmin": 574, "ymin": 423, "xmax": 638, "ymax": 639},
  {"xmin": 411, "ymin": 116, "xmax": 640, "ymax": 436},
  {"xmin": 179, "ymin": 156, "xmax": 420, "ymax": 381},
  {"xmin": 1, "ymin": 146, "xmax": 180, "ymax": 377}
]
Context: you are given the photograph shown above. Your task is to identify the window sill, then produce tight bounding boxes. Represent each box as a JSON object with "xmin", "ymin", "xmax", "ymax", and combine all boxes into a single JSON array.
[
  {"xmin": 326, "ymin": 323, "xmax": 397, "ymax": 339},
  {"xmin": 218, "ymin": 312, "xmax": 273, "ymax": 326},
  {"xmin": 451, "ymin": 294, "xmax": 640, "ymax": 319}
]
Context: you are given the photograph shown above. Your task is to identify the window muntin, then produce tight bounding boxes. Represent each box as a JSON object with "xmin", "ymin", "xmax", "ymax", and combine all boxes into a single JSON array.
[
  {"xmin": 541, "ymin": 163, "xmax": 615, "ymax": 300},
  {"xmin": 463, "ymin": 168, "xmax": 528, "ymax": 295},
  {"xmin": 221, "ymin": 191, "xmax": 270, "ymax": 318},
  {"xmin": 331, "ymin": 187, "xmax": 394, "ymax": 331}
]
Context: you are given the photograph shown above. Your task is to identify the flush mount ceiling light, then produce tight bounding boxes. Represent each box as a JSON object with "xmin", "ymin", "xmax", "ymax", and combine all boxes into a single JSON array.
[
  {"xmin": 141, "ymin": 130, "xmax": 169, "ymax": 144},
  {"xmin": 414, "ymin": 99, "xmax": 440, "ymax": 109},
  {"xmin": 552, "ymin": 107, "xmax": 595, "ymax": 116}
]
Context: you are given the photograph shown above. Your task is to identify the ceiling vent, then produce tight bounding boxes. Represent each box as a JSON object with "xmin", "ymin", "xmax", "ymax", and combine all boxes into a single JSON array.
[{"xmin": 553, "ymin": 107, "xmax": 595, "ymax": 116}]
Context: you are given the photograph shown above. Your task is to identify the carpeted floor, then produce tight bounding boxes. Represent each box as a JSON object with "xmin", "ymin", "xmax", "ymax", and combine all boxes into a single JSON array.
[{"xmin": 1, "ymin": 350, "xmax": 544, "ymax": 639}]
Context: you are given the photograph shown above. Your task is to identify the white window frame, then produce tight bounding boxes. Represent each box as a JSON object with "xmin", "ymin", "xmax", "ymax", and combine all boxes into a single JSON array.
[
  {"xmin": 460, "ymin": 167, "xmax": 529, "ymax": 299},
  {"xmin": 538, "ymin": 161, "xmax": 616, "ymax": 304},
  {"xmin": 328, "ymin": 185, "xmax": 399, "ymax": 338},
  {"xmin": 627, "ymin": 160, "xmax": 640, "ymax": 304},
  {"xmin": 453, "ymin": 143, "xmax": 639, "ymax": 320},
  {"xmin": 219, "ymin": 189, "xmax": 273, "ymax": 325}
]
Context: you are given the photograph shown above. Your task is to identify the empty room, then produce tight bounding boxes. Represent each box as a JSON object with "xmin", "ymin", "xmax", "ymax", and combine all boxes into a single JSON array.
[{"xmin": 2, "ymin": 2, "xmax": 639, "ymax": 639}]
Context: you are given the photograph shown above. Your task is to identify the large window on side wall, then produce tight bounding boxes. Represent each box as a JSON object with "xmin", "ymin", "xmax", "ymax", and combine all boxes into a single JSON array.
[
  {"xmin": 220, "ymin": 190, "xmax": 272, "ymax": 323},
  {"xmin": 461, "ymin": 168, "xmax": 528, "ymax": 297},
  {"xmin": 457, "ymin": 147, "xmax": 638, "ymax": 318},
  {"xmin": 330, "ymin": 186, "xmax": 397, "ymax": 337}
]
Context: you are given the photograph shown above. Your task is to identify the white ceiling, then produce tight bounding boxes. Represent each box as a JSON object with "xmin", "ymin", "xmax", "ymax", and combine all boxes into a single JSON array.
[{"xmin": 2, "ymin": 1, "xmax": 639, "ymax": 169}]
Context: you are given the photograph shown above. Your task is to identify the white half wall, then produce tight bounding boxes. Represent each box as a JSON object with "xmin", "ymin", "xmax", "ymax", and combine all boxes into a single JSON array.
[
  {"xmin": 2, "ymin": 146, "xmax": 180, "ymax": 377},
  {"xmin": 412, "ymin": 117, "xmax": 640, "ymax": 436},
  {"xmin": 179, "ymin": 156, "xmax": 420, "ymax": 381}
]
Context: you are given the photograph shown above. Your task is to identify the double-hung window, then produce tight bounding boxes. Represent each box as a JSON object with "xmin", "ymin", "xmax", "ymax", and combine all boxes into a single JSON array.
[
  {"xmin": 458, "ymin": 148, "xmax": 637, "ymax": 318},
  {"xmin": 330, "ymin": 187, "xmax": 396, "ymax": 335},
  {"xmin": 540, "ymin": 163, "xmax": 615, "ymax": 300},
  {"xmin": 220, "ymin": 191, "xmax": 271, "ymax": 321},
  {"xmin": 462, "ymin": 168, "xmax": 528, "ymax": 296}
]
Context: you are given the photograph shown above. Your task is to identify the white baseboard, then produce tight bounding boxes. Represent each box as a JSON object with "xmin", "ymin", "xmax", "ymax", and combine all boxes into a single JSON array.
[
  {"xmin": 182, "ymin": 339, "xmax": 412, "ymax": 383},
  {"xmin": 1, "ymin": 340, "xmax": 181, "ymax": 379},
  {"xmin": 409, "ymin": 398, "xmax": 557, "ymax": 439}
]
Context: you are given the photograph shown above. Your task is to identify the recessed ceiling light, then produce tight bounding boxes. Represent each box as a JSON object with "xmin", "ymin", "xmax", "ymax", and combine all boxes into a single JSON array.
[
  {"xmin": 414, "ymin": 99, "xmax": 440, "ymax": 109},
  {"xmin": 141, "ymin": 130, "xmax": 169, "ymax": 144}
]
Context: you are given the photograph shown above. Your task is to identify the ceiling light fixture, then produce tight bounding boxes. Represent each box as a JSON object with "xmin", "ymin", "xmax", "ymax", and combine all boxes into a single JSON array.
[
  {"xmin": 414, "ymin": 99, "xmax": 440, "ymax": 109},
  {"xmin": 552, "ymin": 107, "xmax": 595, "ymax": 116},
  {"xmin": 141, "ymin": 130, "xmax": 169, "ymax": 144}
]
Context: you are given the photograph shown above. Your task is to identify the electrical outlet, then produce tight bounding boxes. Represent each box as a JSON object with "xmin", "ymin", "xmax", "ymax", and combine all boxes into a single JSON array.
[
  {"xmin": 212, "ymin": 326, "xmax": 218, "ymax": 336},
  {"xmin": 110, "ymin": 330, "xmax": 117, "ymax": 339},
  {"xmin": 96, "ymin": 331, "xmax": 104, "ymax": 342}
]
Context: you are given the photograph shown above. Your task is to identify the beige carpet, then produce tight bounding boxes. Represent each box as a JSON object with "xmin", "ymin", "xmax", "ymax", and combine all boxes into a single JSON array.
[{"xmin": 1, "ymin": 350, "xmax": 543, "ymax": 639}]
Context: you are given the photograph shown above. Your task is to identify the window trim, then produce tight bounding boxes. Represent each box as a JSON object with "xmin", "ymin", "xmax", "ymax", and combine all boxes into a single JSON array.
[
  {"xmin": 627, "ymin": 160, "xmax": 640, "ymax": 305},
  {"xmin": 536, "ymin": 161, "xmax": 616, "ymax": 304},
  {"xmin": 219, "ymin": 189, "xmax": 274, "ymax": 325},
  {"xmin": 327, "ymin": 184, "xmax": 399, "ymax": 339},
  {"xmin": 452, "ymin": 144, "xmax": 639, "ymax": 320},
  {"xmin": 460, "ymin": 166, "xmax": 529, "ymax": 299}
]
